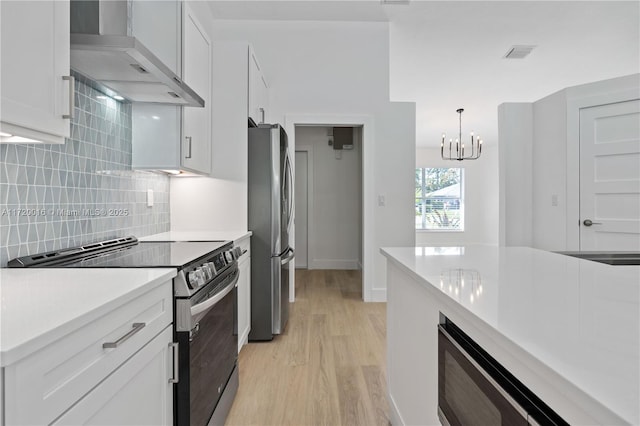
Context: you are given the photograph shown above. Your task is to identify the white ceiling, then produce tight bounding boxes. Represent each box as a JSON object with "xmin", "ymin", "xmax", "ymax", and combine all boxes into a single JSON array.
[{"xmin": 207, "ymin": 1, "xmax": 640, "ymax": 147}]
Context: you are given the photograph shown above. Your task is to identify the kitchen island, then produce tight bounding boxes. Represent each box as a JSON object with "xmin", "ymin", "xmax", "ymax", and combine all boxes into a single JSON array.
[{"xmin": 382, "ymin": 246, "xmax": 639, "ymax": 425}]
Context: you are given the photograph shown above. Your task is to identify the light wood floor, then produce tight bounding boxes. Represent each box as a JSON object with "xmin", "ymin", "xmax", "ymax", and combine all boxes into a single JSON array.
[{"xmin": 225, "ymin": 269, "xmax": 388, "ymax": 426}]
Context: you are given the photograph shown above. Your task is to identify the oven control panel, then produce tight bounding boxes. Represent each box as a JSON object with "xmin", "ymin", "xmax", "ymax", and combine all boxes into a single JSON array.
[
  {"xmin": 212, "ymin": 252, "xmax": 227, "ymax": 273},
  {"xmin": 185, "ymin": 250, "xmax": 235, "ymax": 291}
]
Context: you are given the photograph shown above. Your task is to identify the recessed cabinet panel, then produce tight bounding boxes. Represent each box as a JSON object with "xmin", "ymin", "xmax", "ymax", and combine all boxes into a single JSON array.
[
  {"xmin": 0, "ymin": 0, "xmax": 71, "ymax": 144},
  {"xmin": 182, "ymin": 5, "xmax": 212, "ymax": 175}
]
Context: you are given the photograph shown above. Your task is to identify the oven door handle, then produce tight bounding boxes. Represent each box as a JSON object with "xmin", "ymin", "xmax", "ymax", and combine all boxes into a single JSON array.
[{"xmin": 190, "ymin": 270, "xmax": 239, "ymax": 317}]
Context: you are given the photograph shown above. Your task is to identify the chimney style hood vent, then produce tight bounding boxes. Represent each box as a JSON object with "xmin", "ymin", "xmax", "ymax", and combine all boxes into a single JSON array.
[{"xmin": 70, "ymin": 0, "xmax": 204, "ymax": 107}]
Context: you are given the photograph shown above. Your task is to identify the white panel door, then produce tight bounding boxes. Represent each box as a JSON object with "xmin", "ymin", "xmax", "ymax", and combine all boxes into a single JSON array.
[
  {"xmin": 579, "ymin": 100, "xmax": 640, "ymax": 251},
  {"xmin": 295, "ymin": 151, "xmax": 309, "ymax": 268}
]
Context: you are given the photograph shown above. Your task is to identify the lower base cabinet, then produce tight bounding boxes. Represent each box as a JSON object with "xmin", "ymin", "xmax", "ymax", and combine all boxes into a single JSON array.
[
  {"xmin": 52, "ymin": 326, "xmax": 173, "ymax": 425},
  {"xmin": 3, "ymin": 280, "xmax": 174, "ymax": 425}
]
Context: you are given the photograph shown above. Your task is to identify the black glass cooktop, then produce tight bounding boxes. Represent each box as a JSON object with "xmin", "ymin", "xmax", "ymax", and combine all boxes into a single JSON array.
[{"xmin": 54, "ymin": 241, "xmax": 230, "ymax": 268}]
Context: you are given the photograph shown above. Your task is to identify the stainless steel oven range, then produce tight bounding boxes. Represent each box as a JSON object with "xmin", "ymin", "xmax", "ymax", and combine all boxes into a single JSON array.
[{"xmin": 8, "ymin": 236, "xmax": 242, "ymax": 426}]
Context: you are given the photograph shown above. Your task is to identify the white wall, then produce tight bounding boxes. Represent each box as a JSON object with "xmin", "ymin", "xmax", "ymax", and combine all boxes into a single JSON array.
[
  {"xmin": 295, "ymin": 126, "xmax": 361, "ymax": 269},
  {"xmin": 498, "ymin": 74, "xmax": 640, "ymax": 251},
  {"xmin": 532, "ymin": 90, "xmax": 568, "ymax": 250},
  {"xmin": 415, "ymin": 147, "xmax": 499, "ymax": 246},
  {"xmin": 209, "ymin": 19, "xmax": 416, "ymax": 301},
  {"xmin": 498, "ymin": 103, "xmax": 533, "ymax": 247}
]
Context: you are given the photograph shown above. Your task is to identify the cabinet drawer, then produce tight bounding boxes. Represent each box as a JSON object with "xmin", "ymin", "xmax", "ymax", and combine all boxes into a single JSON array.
[
  {"xmin": 51, "ymin": 326, "xmax": 173, "ymax": 426},
  {"xmin": 4, "ymin": 281, "xmax": 172, "ymax": 426}
]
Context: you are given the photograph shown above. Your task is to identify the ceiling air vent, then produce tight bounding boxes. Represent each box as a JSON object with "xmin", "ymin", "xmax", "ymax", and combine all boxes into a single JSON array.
[{"xmin": 504, "ymin": 45, "xmax": 536, "ymax": 59}]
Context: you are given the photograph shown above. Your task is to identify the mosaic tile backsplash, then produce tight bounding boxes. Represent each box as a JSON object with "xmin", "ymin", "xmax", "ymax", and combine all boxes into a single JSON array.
[{"xmin": 0, "ymin": 78, "xmax": 170, "ymax": 266}]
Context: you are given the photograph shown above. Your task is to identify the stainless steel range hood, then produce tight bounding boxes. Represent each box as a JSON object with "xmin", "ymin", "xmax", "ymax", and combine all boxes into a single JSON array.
[{"xmin": 70, "ymin": 0, "xmax": 204, "ymax": 107}]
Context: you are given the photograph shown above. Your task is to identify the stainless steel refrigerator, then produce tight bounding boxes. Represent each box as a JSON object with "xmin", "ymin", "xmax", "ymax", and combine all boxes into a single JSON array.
[{"xmin": 248, "ymin": 124, "xmax": 294, "ymax": 340}]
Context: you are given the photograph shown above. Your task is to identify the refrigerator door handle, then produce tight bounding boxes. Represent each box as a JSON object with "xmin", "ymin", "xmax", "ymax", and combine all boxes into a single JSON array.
[
  {"xmin": 286, "ymin": 155, "xmax": 294, "ymax": 230},
  {"xmin": 280, "ymin": 248, "xmax": 295, "ymax": 265}
]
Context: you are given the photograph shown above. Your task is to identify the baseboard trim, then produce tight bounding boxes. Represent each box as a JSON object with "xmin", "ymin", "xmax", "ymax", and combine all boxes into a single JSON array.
[
  {"xmin": 238, "ymin": 327, "xmax": 249, "ymax": 353},
  {"xmin": 389, "ymin": 392, "xmax": 405, "ymax": 426},
  {"xmin": 311, "ymin": 259, "xmax": 360, "ymax": 270},
  {"xmin": 368, "ymin": 287, "xmax": 387, "ymax": 302}
]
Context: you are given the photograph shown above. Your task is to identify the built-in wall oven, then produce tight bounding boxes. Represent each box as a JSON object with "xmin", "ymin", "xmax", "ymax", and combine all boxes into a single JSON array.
[
  {"xmin": 438, "ymin": 317, "xmax": 568, "ymax": 426},
  {"xmin": 8, "ymin": 237, "xmax": 242, "ymax": 426}
]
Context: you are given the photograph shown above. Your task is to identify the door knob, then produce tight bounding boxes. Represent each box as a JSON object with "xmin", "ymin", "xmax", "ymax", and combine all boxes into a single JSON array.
[{"xmin": 583, "ymin": 219, "xmax": 602, "ymax": 227}]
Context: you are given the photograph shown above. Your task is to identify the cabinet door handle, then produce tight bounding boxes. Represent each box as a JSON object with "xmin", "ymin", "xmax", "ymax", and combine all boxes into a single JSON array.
[
  {"xmin": 185, "ymin": 136, "xmax": 192, "ymax": 159},
  {"xmin": 103, "ymin": 322, "xmax": 146, "ymax": 349},
  {"xmin": 259, "ymin": 107, "xmax": 265, "ymax": 124},
  {"xmin": 169, "ymin": 342, "xmax": 180, "ymax": 383},
  {"xmin": 62, "ymin": 75, "xmax": 75, "ymax": 120}
]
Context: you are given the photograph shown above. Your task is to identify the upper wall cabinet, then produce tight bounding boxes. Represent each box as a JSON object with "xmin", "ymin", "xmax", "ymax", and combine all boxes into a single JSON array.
[
  {"xmin": 181, "ymin": 4, "xmax": 212, "ymax": 175},
  {"xmin": 0, "ymin": 1, "xmax": 72, "ymax": 144},
  {"xmin": 131, "ymin": 1, "xmax": 212, "ymax": 176},
  {"xmin": 210, "ymin": 42, "xmax": 270, "ymax": 181},
  {"xmin": 248, "ymin": 48, "xmax": 270, "ymax": 126}
]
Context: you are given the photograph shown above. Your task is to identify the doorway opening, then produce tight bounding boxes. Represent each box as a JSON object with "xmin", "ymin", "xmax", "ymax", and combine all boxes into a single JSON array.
[
  {"xmin": 285, "ymin": 114, "xmax": 374, "ymax": 302},
  {"xmin": 293, "ymin": 125, "xmax": 364, "ymax": 299}
]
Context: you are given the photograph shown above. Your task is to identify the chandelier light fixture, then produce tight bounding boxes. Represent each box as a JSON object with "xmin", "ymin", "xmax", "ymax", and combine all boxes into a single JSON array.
[{"xmin": 441, "ymin": 108, "xmax": 482, "ymax": 161}]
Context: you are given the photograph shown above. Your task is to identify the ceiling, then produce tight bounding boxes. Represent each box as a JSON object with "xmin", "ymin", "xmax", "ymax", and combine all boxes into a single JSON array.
[{"xmin": 207, "ymin": 1, "xmax": 640, "ymax": 147}]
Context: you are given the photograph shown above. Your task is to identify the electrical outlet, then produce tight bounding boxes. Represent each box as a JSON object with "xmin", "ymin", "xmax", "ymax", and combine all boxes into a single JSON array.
[
  {"xmin": 551, "ymin": 194, "xmax": 558, "ymax": 207},
  {"xmin": 147, "ymin": 189, "xmax": 154, "ymax": 207}
]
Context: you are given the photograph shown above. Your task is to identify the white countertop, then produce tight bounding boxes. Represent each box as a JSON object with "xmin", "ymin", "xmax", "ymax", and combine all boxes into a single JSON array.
[
  {"xmin": 381, "ymin": 245, "xmax": 640, "ymax": 425},
  {"xmin": 140, "ymin": 231, "xmax": 251, "ymax": 243},
  {"xmin": 0, "ymin": 268, "xmax": 176, "ymax": 367}
]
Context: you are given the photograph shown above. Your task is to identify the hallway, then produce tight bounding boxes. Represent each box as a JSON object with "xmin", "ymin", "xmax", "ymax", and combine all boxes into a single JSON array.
[{"xmin": 226, "ymin": 269, "xmax": 388, "ymax": 426}]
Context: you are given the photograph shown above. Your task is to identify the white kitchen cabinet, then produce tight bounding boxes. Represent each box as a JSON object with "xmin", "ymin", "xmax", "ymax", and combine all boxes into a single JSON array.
[
  {"xmin": 248, "ymin": 47, "xmax": 270, "ymax": 126},
  {"xmin": 236, "ymin": 236, "xmax": 252, "ymax": 352},
  {"xmin": 181, "ymin": 3, "xmax": 212, "ymax": 175},
  {"xmin": 52, "ymin": 327, "xmax": 173, "ymax": 426},
  {"xmin": 131, "ymin": 1, "xmax": 211, "ymax": 176},
  {"xmin": 0, "ymin": 1, "xmax": 71, "ymax": 144},
  {"xmin": 3, "ymin": 280, "xmax": 174, "ymax": 425},
  {"xmin": 209, "ymin": 42, "xmax": 269, "ymax": 183}
]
